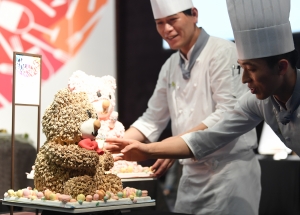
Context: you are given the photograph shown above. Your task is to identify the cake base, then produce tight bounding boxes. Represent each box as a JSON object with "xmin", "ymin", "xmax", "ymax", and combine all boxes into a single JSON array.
[
  {"xmin": 115, "ymin": 172, "xmax": 154, "ymax": 178},
  {"xmin": 2, "ymin": 199, "xmax": 155, "ymax": 214},
  {"xmin": 2, "ymin": 196, "xmax": 154, "ymax": 209}
]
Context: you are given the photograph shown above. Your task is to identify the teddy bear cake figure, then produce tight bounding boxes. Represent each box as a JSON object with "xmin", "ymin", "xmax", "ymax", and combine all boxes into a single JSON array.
[
  {"xmin": 68, "ymin": 71, "xmax": 155, "ymax": 177},
  {"xmin": 34, "ymin": 88, "xmax": 123, "ymax": 199},
  {"xmin": 68, "ymin": 70, "xmax": 125, "ymax": 149}
]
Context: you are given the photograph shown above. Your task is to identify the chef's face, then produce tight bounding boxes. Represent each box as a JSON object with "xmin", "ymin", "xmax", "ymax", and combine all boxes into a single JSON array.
[
  {"xmin": 155, "ymin": 8, "xmax": 198, "ymax": 54},
  {"xmin": 239, "ymin": 58, "xmax": 283, "ymax": 100}
]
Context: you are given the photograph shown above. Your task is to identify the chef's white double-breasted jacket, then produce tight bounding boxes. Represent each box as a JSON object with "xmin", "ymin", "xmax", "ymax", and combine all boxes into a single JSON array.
[{"xmin": 132, "ymin": 36, "xmax": 261, "ymax": 215}]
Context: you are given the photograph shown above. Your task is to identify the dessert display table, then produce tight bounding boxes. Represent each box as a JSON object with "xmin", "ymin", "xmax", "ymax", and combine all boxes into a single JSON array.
[
  {"xmin": 1, "ymin": 199, "xmax": 155, "ymax": 214},
  {"xmin": 2, "ymin": 177, "xmax": 157, "ymax": 214}
]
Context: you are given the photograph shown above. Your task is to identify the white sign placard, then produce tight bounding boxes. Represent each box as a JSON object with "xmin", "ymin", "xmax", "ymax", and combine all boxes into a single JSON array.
[{"xmin": 14, "ymin": 53, "xmax": 41, "ymax": 105}]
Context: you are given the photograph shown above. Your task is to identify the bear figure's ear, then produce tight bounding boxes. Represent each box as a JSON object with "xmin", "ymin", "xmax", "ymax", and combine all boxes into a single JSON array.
[
  {"xmin": 102, "ymin": 75, "xmax": 116, "ymax": 91},
  {"xmin": 68, "ymin": 70, "xmax": 88, "ymax": 92}
]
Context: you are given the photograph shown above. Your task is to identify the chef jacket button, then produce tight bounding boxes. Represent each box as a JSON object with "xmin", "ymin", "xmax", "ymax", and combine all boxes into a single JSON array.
[
  {"xmin": 179, "ymin": 110, "xmax": 182, "ymax": 114},
  {"xmin": 212, "ymin": 160, "xmax": 219, "ymax": 170},
  {"xmin": 191, "ymin": 109, "xmax": 194, "ymax": 112},
  {"xmin": 194, "ymin": 83, "xmax": 197, "ymax": 87}
]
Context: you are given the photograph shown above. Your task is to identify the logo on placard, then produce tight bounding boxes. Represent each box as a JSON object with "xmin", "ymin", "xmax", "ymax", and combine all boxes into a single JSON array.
[
  {"xmin": 16, "ymin": 56, "xmax": 40, "ymax": 77},
  {"xmin": 0, "ymin": 0, "xmax": 108, "ymax": 108}
]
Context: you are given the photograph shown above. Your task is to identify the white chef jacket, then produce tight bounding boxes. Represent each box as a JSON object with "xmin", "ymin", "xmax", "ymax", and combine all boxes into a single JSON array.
[{"xmin": 132, "ymin": 35, "xmax": 261, "ymax": 215}]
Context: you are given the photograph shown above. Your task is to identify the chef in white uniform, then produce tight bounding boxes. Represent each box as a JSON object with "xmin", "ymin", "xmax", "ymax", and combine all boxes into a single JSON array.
[
  {"xmin": 107, "ymin": 0, "xmax": 299, "ymax": 214},
  {"xmin": 106, "ymin": 0, "xmax": 260, "ymax": 214}
]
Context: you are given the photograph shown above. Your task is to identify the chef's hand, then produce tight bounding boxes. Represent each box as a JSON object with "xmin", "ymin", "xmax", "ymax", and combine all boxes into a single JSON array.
[
  {"xmin": 151, "ymin": 159, "xmax": 175, "ymax": 177},
  {"xmin": 105, "ymin": 138, "xmax": 150, "ymax": 161},
  {"xmin": 104, "ymin": 139, "xmax": 128, "ymax": 154}
]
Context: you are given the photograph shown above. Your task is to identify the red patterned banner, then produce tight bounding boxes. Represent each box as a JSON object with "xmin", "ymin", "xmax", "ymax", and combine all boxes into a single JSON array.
[{"xmin": 0, "ymin": 0, "xmax": 108, "ymax": 108}]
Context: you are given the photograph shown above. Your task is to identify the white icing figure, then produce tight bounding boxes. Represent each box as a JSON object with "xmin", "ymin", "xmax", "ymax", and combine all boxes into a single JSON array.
[{"xmin": 68, "ymin": 70, "xmax": 125, "ymax": 147}]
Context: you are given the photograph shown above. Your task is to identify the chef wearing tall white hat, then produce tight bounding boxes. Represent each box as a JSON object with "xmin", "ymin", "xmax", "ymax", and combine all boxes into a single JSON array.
[
  {"xmin": 105, "ymin": 0, "xmax": 300, "ymax": 213},
  {"xmin": 106, "ymin": 0, "xmax": 261, "ymax": 214}
]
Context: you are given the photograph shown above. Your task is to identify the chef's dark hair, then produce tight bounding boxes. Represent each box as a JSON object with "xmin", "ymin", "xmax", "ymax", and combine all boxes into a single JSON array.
[
  {"xmin": 262, "ymin": 49, "xmax": 299, "ymax": 69},
  {"xmin": 182, "ymin": 8, "xmax": 193, "ymax": 16}
]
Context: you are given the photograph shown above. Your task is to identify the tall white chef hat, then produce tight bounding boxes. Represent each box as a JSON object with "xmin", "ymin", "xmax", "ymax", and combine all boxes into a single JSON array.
[
  {"xmin": 150, "ymin": 0, "xmax": 194, "ymax": 19},
  {"xmin": 226, "ymin": 0, "xmax": 295, "ymax": 60}
]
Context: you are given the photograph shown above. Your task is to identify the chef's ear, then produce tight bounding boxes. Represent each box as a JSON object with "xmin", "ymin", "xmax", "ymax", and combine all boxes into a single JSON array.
[
  {"xmin": 278, "ymin": 59, "xmax": 289, "ymax": 75},
  {"xmin": 191, "ymin": 8, "xmax": 198, "ymax": 23},
  {"xmin": 191, "ymin": 8, "xmax": 198, "ymax": 17}
]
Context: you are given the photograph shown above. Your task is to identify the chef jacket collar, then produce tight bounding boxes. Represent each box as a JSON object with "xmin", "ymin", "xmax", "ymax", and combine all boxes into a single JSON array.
[
  {"xmin": 179, "ymin": 27, "xmax": 210, "ymax": 80},
  {"xmin": 271, "ymin": 69, "xmax": 300, "ymax": 125}
]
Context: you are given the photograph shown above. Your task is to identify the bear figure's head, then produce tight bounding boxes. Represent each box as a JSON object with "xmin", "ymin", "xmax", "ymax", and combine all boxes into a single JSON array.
[
  {"xmin": 68, "ymin": 70, "xmax": 116, "ymax": 121},
  {"xmin": 42, "ymin": 88, "xmax": 101, "ymax": 145}
]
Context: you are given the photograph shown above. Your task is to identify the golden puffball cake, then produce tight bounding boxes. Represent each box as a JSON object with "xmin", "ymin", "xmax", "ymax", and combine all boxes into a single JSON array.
[{"xmin": 35, "ymin": 88, "xmax": 123, "ymax": 197}]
